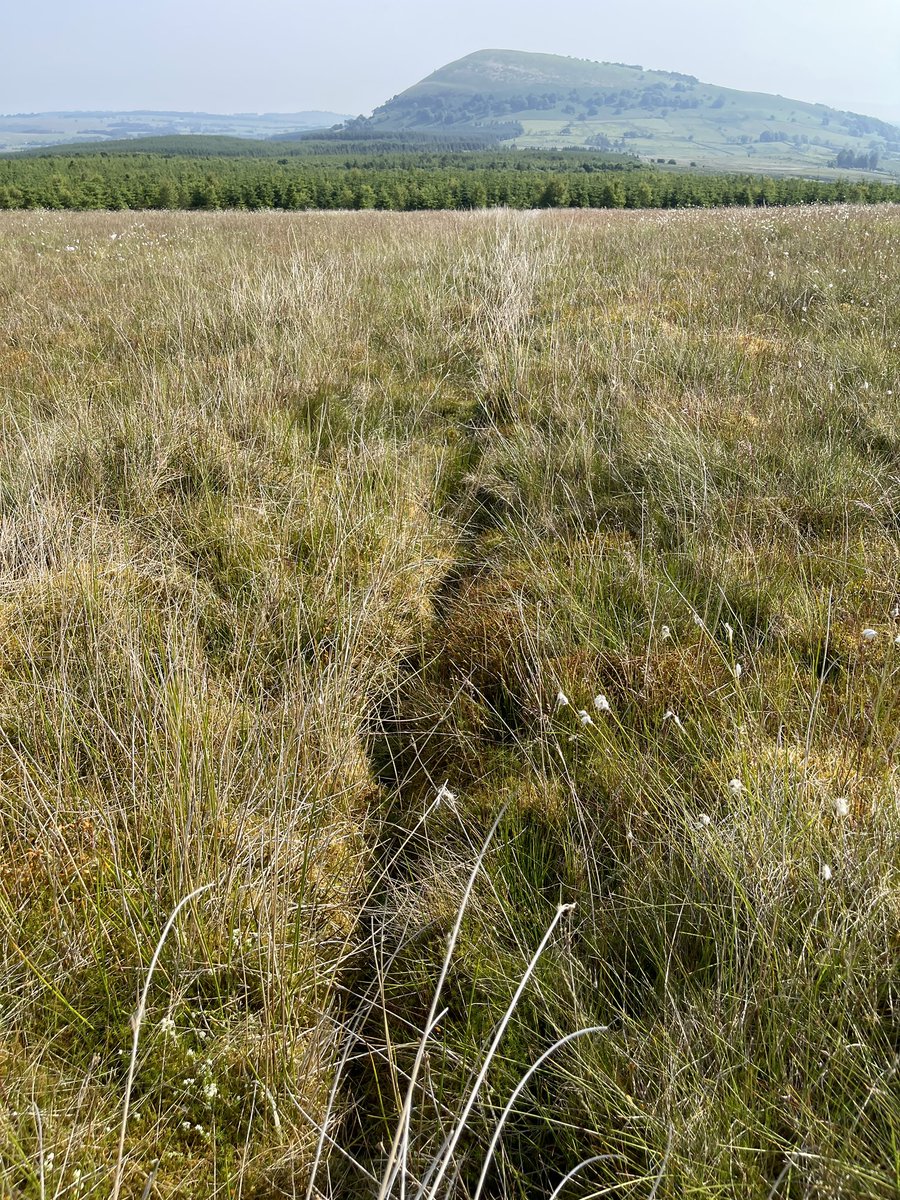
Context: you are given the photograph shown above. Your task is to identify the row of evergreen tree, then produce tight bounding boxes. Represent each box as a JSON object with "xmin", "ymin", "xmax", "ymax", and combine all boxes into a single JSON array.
[
  {"xmin": 832, "ymin": 148, "xmax": 881, "ymax": 170},
  {"xmin": 0, "ymin": 155, "xmax": 897, "ymax": 211}
]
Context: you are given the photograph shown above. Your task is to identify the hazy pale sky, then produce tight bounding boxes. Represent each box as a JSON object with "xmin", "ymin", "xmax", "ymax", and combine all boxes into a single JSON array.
[{"xmin": 5, "ymin": 0, "xmax": 900, "ymax": 121}]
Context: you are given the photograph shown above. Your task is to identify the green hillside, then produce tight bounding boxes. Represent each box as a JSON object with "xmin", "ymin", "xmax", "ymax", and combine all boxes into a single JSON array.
[{"xmin": 370, "ymin": 49, "xmax": 900, "ymax": 176}]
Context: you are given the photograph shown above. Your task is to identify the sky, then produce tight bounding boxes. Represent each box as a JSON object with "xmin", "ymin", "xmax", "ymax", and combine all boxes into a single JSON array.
[{"xmin": 5, "ymin": 0, "xmax": 900, "ymax": 121}]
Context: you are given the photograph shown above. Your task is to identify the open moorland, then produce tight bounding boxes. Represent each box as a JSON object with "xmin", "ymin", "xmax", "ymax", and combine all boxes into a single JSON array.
[{"xmin": 0, "ymin": 206, "xmax": 898, "ymax": 1199}]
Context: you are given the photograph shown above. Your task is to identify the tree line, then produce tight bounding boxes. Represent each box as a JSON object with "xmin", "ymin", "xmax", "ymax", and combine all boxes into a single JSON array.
[
  {"xmin": 0, "ymin": 153, "xmax": 898, "ymax": 211},
  {"xmin": 832, "ymin": 148, "xmax": 881, "ymax": 171}
]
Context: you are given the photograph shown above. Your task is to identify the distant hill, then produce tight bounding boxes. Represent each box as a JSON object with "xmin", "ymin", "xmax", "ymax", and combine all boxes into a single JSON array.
[
  {"xmin": 369, "ymin": 49, "xmax": 900, "ymax": 176},
  {"xmin": 0, "ymin": 110, "xmax": 351, "ymax": 153}
]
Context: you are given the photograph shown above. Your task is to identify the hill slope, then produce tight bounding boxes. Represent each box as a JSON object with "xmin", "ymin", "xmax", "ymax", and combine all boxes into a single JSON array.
[{"xmin": 370, "ymin": 49, "xmax": 900, "ymax": 176}]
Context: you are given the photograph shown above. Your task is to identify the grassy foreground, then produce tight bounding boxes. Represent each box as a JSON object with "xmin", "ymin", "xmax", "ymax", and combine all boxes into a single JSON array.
[{"xmin": 0, "ymin": 207, "xmax": 898, "ymax": 1198}]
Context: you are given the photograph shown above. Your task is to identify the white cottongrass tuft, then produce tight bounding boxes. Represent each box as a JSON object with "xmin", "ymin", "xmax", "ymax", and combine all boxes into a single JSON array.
[
  {"xmin": 724, "ymin": 622, "xmax": 734, "ymax": 643},
  {"xmin": 435, "ymin": 782, "xmax": 458, "ymax": 807},
  {"xmin": 663, "ymin": 709, "xmax": 684, "ymax": 729},
  {"xmin": 834, "ymin": 797, "xmax": 850, "ymax": 817},
  {"xmin": 593, "ymin": 694, "xmax": 611, "ymax": 713},
  {"xmin": 660, "ymin": 624, "xmax": 672, "ymax": 641},
  {"xmin": 578, "ymin": 710, "xmax": 594, "ymax": 726},
  {"xmin": 861, "ymin": 628, "xmax": 878, "ymax": 642},
  {"xmin": 734, "ymin": 662, "xmax": 743, "ymax": 680},
  {"xmin": 728, "ymin": 778, "xmax": 743, "ymax": 795},
  {"xmin": 820, "ymin": 863, "xmax": 833, "ymax": 882},
  {"xmin": 697, "ymin": 813, "xmax": 712, "ymax": 827},
  {"xmin": 555, "ymin": 689, "xmax": 570, "ymax": 708},
  {"xmin": 112, "ymin": 883, "xmax": 215, "ymax": 1200}
]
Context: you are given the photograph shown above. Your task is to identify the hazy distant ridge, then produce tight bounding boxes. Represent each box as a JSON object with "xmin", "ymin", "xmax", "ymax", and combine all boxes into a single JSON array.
[{"xmin": 0, "ymin": 110, "xmax": 352, "ymax": 152}]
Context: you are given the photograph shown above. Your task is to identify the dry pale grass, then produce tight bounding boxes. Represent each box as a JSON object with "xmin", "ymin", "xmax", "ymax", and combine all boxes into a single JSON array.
[{"xmin": 0, "ymin": 206, "xmax": 898, "ymax": 1199}]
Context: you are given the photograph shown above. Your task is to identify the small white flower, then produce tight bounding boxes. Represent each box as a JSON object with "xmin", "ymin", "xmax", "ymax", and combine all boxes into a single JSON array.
[
  {"xmin": 159, "ymin": 1014, "xmax": 177, "ymax": 1037},
  {"xmin": 728, "ymin": 778, "xmax": 743, "ymax": 795},
  {"xmin": 820, "ymin": 863, "xmax": 833, "ymax": 882},
  {"xmin": 556, "ymin": 689, "xmax": 569, "ymax": 708},
  {"xmin": 697, "ymin": 813, "xmax": 711, "ymax": 827},
  {"xmin": 861, "ymin": 628, "xmax": 878, "ymax": 642},
  {"xmin": 435, "ymin": 782, "xmax": 457, "ymax": 807},
  {"xmin": 834, "ymin": 797, "xmax": 850, "ymax": 817},
  {"xmin": 660, "ymin": 624, "xmax": 672, "ymax": 641},
  {"xmin": 578, "ymin": 710, "xmax": 594, "ymax": 726},
  {"xmin": 593, "ymin": 693, "xmax": 611, "ymax": 713},
  {"xmin": 203, "ymin": 1080, "xmax": 219, "ymax": 1102}
]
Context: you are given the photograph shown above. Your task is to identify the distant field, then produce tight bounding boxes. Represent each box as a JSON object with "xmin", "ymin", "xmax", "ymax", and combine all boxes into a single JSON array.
[
  {"xmin": 0, "ymin": 207, "xmax": 898, "ymax": 1198},
  {"xmin": 514, "ymin": 119, "xmax": 891, "ymax": 178},
  {"xmin": 513, "ymin": 114, "xmax": 897, "ymax": 174}
]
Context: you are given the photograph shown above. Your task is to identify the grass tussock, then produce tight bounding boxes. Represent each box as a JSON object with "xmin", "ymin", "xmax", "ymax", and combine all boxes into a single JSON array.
[{"xmin": 0, "ymin": 206, "xmax": 898, "ymax": 1198}]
